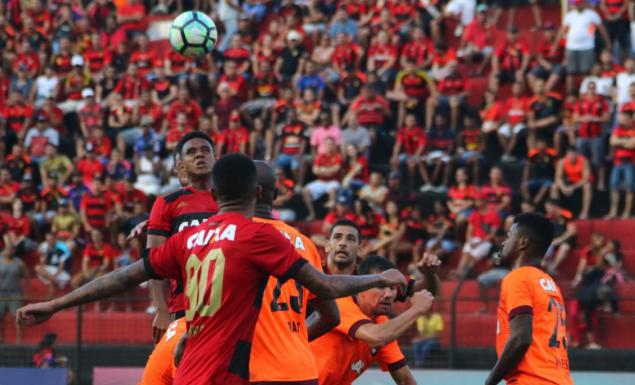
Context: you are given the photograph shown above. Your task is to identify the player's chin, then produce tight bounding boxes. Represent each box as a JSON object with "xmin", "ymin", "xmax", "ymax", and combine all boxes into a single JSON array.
[{"xmin": 375, "ymin": 302, "xmax": 393, "ymax": 314}]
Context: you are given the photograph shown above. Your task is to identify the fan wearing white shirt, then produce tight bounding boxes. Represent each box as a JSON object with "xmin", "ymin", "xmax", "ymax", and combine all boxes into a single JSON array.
[
  {"xmin": 615, "ymin": 58, "xmax": 635, "ymax": 110},
  {"xmin": 555, "ymin": 0, "xmax": 611, "ymax": 92}
]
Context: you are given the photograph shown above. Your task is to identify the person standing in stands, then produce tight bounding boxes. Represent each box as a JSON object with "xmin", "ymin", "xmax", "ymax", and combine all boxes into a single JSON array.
[
  {"xmin": 0, "ymin": 244, "xmax": 29, "ymax": 343},
  {"xmin": 607, "ymin": 111, "xmax": 635, "ymax": 218}
]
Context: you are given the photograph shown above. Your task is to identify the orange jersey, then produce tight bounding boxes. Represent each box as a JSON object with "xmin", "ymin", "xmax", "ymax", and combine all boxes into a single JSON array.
[
  {"xmin": 249, "ymin": 217, "xmax": 323, "ymax": 383},
  {"xmin": 138, "ymin": 318, "xmax": 187, "ymax": 385},
  {"xmin": 496, "ymin": 266, "xmax": 573, "ymax": 385},
  {"xmin": 310, "ymin": 297, "xmax": 407, "ymax": 385}
]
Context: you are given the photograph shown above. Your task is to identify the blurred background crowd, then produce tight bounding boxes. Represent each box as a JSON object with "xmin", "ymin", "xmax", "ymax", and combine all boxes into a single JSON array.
[{"xmin": 0, "ymin": 0, "xmax": 634, "ymax": 356}]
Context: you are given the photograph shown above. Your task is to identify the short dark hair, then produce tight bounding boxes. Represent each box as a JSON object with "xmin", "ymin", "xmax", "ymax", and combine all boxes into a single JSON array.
[
  {"xmin": 513, "ymin": 213, "xmax": 555, "ymax": 257},
  {"xmin": 357, "ymin": 255, "xmax": 396, "ymax": 275},
  {"xmin": 212, "ymin": 153, "xmax": 257, "ymax": 203},
  {"xmin": 175, "ymin": 131, "xmax": 214, "ymax": 157},
  {"xmin": 328, "ymin": 219, "xmax": 361, "ymax": 242}
]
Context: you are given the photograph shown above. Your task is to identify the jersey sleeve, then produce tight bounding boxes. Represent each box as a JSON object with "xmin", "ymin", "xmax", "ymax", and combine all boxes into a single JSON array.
[
  {"xmin": 144, "ymin": 232, "xmax": 183, "ymax": 281},
  {"xmin": 334, "ymin": 297, "xmax": 373, "ymax": 340},
  {"xmin": 147, "ymin": 196, "xmax": 171, "ymax": 237},
  {"xmin": 376, "ymin": 339, "xmax": 407, "ymax": 372},
  {"xmin": 248, "ymin": 223, "xmax": 308, "ymax": 283},
  {"xmin": 501, "ymin": 271, "xmax": 534, "ymax": 319}
]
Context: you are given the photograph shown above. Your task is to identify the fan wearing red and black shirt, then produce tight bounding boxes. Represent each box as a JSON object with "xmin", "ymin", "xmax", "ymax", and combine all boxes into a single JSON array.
[
  {"xmin": 394, "ymin": 58, "xmax": 435, "ymax": 125},
  {"xmin": 274, "ymin": 109, "xmax": 307, "ymax": 185},
  {"xmin": 165, "ymin": 89, "xmax": 203, "ymax": 132},
  {"xmin": 80, "ymin": 177, "xmax": 112, "ymax": 234},
  {"xmin": 218, "ymin": 113, "xmax": 249, "ymax": 156},
  {"xmin": 529, "ymin": 23, "xmax": 566, "ymax": 92},
  {"xmin": 456, "ymin": 193, "xmax": 501, "ymax": 277},
  {"xmin": 0, "ymin": 168, "xmax": 20, "ymax": 211},
  {"xmin": 223, "ymin": 35, "xmax": 251, "ymax": 75},
  {"xmin": 608, "ymin": 111, "xmax": 635, "ymax": 218},
  {"xmin": 392, "ymin": 114, "xmax": 427, "ymax": 186},
  {"xmin": 480, "ymin": 166, "xmax": 512, "ymax": 216},
  {"xmin": 332, "ymin": 33, "xmax": 363, "ymax": 74},
  {"xmin": 600, "ymin": 0, "xmax": 631, "ymax": 62},
  {"xmin": 16, "ymin": 154, "xmax": 407, "ymax": 385},
  {"xmin": 146, "ymin": 132, "xmax": 218, "ymax": 342},
  {"xmin": 347, "ymin": 85, "xmax": 391, "ymax": 130},
  {"xmin": 400, "ymin": 27, "xmax": 431, "ymax": 70},
  {"xmin": 130, "ymin": 35, "xmax": 157, "ymax": 78},
  {"xmin": 84, "ymin": 33, "xmax": 112, "ymax": 79},
  {"xmin": 165, "ymin": 113, "xmax": 194, "ymax": 151},
  {"xmin": 427, "ymin": 62, "xmax": 466, "ymax": 129},
  {"xmin": 499, "ymin": 81, "xmax": 530, "ymax": 160},
  {"xmin": 573, "ymin": 81, "xmax": 610, "ymax": 189},
  {"xmin": 447, "ymin": 167, "xmax": 478, "ymax": 223},
  {"xmin": 114, "ymin": 64, "xmax": 150, "ymax": 101},
  {"xmin": 2, "ymin": 91, "xmax": 34, "ymax": 142},
  {"xmin": 490, "ymin": 26, "xmax": 530, "ymax": 92},
  {"xmin": 71, "ymin": 229, "xmax": 114, "ymax": 298},
  {"xmin": 460, "ymin": 6, "xmax": 496, "ymax": 75},
  {"xmin": 367, "ymin": 30, "xmax": 398, "ymax": 82},
  {"xmin": 303, "ymin": 137, "xmax": 344, "ymax": 220},
  {"xmin": 455, "ymin": 114, "xmax": 485, "ymax": 182},
  {"xmin": 219, "ymin": 60, "xmax": 249, "ymax": 102}
]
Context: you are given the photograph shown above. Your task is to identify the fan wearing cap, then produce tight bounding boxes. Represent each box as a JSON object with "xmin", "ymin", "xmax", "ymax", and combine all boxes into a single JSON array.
[
  {"xmin": 455, "ymin": 192, "xmax": 502, "ymax": 278},
  {"xmin": 275, "ymin": 29, "xmax": 307, "ymax": 82},
  {"xmin": 555, "ymin": 0, "xmax": 611, "ymax": 91},
  {"xmin": 23, "ymin": 113, "xmax": 59, "ymax": 162},
  {"xmin": 60, "ymin": 55, "xmax": 91, "ymax": 105}
]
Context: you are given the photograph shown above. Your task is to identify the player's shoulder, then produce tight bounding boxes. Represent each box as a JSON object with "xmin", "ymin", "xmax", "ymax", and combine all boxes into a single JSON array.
[{"xmin": 162, "ymin": 187, "xmax": 194, "ymax": 204}]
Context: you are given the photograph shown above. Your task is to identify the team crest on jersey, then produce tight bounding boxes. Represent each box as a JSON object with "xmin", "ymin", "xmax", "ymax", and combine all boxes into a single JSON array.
[
  {"xmin": 177, "ymin": 201, "xmax": 188, "ymax": 208},
  {"xmin": 351, "ymin": 360, "xmax": 364, "ymax": 375}
]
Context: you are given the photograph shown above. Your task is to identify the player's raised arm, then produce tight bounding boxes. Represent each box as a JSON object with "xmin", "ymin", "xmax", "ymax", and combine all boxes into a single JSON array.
[
  {"xmin": 293, "ymin": 263, "xmax": 407, "ymax": 299},
  {"xmin": 354, "ymin": 290, "xmax": 434, "ymax": 348},
  {"xmin": 484, "ymin": 314, "xmax": 533, "ymax": 385},
  {"xmin": 17, "ymin": 260, "xmax": 150, "ymax": 326}
]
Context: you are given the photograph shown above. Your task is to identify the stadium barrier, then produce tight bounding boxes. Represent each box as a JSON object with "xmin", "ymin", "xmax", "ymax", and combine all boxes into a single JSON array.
[{"xmin": 1, "ymin": 292, "xmax": 635, "ymax": 385}]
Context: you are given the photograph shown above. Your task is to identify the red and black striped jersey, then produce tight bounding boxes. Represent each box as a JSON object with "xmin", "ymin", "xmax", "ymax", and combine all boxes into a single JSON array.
[{"xmin": 147, "ymin": 186, "xmax": 218, "ymax": 314}]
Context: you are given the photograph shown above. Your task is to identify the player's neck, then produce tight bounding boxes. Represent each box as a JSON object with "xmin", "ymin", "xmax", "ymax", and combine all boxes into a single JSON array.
[
  {"xmin": 327, "ymin": 260, "xmax": 355, "ymax": 275},
  {"xmin": 189, "ymin": 175, "xmax": 213, "ymax": 191},
  {"xmin": 254, "ymin": 205, "xmax": 273, "ymax": 219},
  {"xmin": 217, "ymin": 202, "xmax": 254, "ymax": 218}
]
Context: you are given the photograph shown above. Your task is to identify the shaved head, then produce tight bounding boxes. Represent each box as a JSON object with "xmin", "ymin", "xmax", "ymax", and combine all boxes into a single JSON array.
[{"xmin": 254, "ymin": 161, "xmax": 276, "ymax": 206}]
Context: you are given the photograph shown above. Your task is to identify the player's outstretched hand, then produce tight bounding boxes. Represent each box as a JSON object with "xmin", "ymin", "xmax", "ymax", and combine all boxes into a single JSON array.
[
  {"xmin": 380, "ymin": 268, "xmax": 407, "ymax": 288},
  {"xmin": 16, "ymin": 301, "xmax": 57, "ymax": 326},
  {"xmin": 417, "ymin": 252, "xmax": 442, "ymax": 276},
  {"xmin": 410, "ymin": 290, "xmax": 434, "ymax": 314},
  {"xmin": 127, "ymin": 220, "xmax": 148, "ymax": 241}
]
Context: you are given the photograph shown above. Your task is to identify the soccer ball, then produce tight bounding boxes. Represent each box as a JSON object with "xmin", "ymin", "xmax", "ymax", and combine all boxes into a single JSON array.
[{"xmin": 169, "ymin": 11, "xmax": 218, "ymax": 58}]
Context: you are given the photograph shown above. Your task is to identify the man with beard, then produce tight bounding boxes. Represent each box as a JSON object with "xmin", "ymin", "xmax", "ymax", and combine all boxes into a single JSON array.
[{"xmin": 310, "ymin": 220, "xmax": 440, "ymax": 385}]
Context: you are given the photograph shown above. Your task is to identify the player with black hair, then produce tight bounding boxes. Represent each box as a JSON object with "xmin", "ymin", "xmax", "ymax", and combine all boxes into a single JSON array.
[
  {"xmin": 310, "ymin": 253, "xmax": 434, "ymax": 385},
  {"xmin": 17, "ymin": 153, "xmax": 407, "ymax": 385},
  {"xmin": 146, "ymin": 131, "xmax": 217, "ymax": 342},
  {"xmin": 485, "ymin": 213, "xmax": 573, "ymax": 385}
]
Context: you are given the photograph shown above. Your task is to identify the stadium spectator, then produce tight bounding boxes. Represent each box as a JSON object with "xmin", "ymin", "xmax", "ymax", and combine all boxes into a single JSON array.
[
  {"xmin": 529, "ymin": 23, "xmax": 566, "ymax": 93},
  {"xmin": 35, "ymin": 233, "xmax": 72, "ymax": 298},
  {"xmin": 32, "ymin": 333, "xmax": 73, "ymax": 382},
  {"xmin": 455, "ymin": 193, "xmax": 501, "ymax": 278},
  {"xmin": 551, "ymin": 146, "xmax": 593, "ymax": 219},
  {"xmin": 303, "ymin": 137, "xmax": 343, "ymax": 220},
  {"xmin": 607, "ymin": 111, "xmax": 635, "ymax": 218},
  {"xmin": 3, "ymin": 200, "xmax": 35, "ymax": 257},
  {"xmin": 522, "ymin": 139, "xmax": 557, "ymax": 205},
  {"xmin": 392, "ymin": 113, "xmax": 427, "ymax": 186},
  {"xmin": 574, "ymin": 81, "xmax": 610, "ymax": 190},
  {"xmin": 490, "ymin": 27, "xmax": 530, "ymax": 94},
  {"xmin": 0, "ymin": 244, "xmax": 28, "ymax": 343},
  {"xmin": 425, "ymin": 200, "xmax": 457, "ymax": 260},
  {"xmin": 526, "ymin": 79, "xmax": 562, "ymax": 149},
  {"xmin": 544, "ymin": 199, "xmax": 578, "ymax": 275},
  {"xmin": 423, "ymin": 114, "xmax": 454, "ymax": 191},
  {"xmin": 40, "ymin": 144, "xmax": 73, "ymax": 186},
  {"xmin": 497, "ymin": 81, "xmax": 529, "ymax": 162},
  {"xmin": 411, "ymin": 305, "xmax": 443, "ymax": 367},
  {"xmin": 558, "ymin": 0, "xmax": 611, "ymax": 92},
  {"xmin": 458, "ymin": 4, "xmax": 496, "ymax": 76},
  {"xmin": 274, "ymin": 109, "xmax": 307, "ymax": 185},
  {"xmin": 341, "ymin": 144, "xmax": 369, "ymax": 195},
  {"xmin": 359, "ymin": 171, "xmax": 388, "ymax": 211}
]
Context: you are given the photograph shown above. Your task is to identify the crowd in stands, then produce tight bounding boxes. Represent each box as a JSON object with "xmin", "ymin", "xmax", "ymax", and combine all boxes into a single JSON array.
[{"xmin": 0, "ymin": 0, "xmax": 634, "ymax": 350}]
